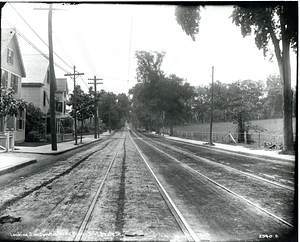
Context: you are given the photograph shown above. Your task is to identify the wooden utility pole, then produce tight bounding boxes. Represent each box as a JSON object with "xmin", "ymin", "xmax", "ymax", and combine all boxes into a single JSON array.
[
  {"xmin": 48, "ymin": 4, "xmax": 57, "ymax": 150},
  {"xmin": 108, "ymin": 93, "xmax": 111, "ymax": 134},
  {"xmin": 209, "ymin": 66, "xmax": 214, "ymax": 145},
  {"xmin": 88, "ymin": 76, "xmax": 103, "ymax": 138},
  {"xmin": 65, "ymin": 66, "xmax": 84, "ymax": 145},
  {"xmin": 35, "ymin": 4, "xmax": 65, "ymax": 150}
]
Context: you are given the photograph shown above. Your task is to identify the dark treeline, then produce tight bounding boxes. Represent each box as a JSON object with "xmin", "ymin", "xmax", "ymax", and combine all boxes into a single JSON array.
[
  {"xmin": 129, "ymin": 51, "xmax": 296, "ymax": 142},
  {"xmin": 68, "ymin": 85, "xmax": 131, "ymax": 134},
  {"xmin": 193, "ymin": 75, "xmax": 296, "ymax": 124},
  {"xmin": 65, "ymin": 51, "xmax": 296, "ymax": 145}
]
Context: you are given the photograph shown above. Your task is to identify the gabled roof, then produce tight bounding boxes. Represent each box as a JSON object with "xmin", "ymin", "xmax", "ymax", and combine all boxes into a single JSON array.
[
  {"xmin": 22, "ymin": 54, "xmax": 49, "ymax": 84},
  {"xmin": 56, "ymin": 78, "xmax": 68, "ymax": 93},
  {"xmin": 1, "ymin": 28, "xmax": 26, "ymax": 77}
]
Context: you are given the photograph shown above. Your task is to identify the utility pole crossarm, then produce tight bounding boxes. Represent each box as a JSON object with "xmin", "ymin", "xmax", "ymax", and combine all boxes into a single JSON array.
[
  {"xmin": 64, "ymin": 66, "xmax": 84, "ymax": 145},
  {"xmin": 88, "ymin": 76, "xmax": 103, "ymax": 139}
]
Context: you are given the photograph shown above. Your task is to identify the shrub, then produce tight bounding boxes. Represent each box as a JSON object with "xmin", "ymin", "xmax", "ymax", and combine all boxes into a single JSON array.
[{"xmin": 26, "ymin": 131, "xmax": 40, "ymax": 142}]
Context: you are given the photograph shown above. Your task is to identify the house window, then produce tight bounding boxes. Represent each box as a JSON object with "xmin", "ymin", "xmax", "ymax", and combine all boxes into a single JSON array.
[
  {"xmin": 1, "ymin": 70, "xmax": 8, "ymax": 88},
  {"xmin": 6, "ymin": 116, "xmax": 14, "ymax": 130},
  {"xmin": 43, "ymin": 91, "xmax": 46, "ymax": 106},
  {"xmin": 47, "ymin": 69, "xmax": 50, "ymax": 84},
  {"xmin": 17, "ymin": 110, "xmax": 24, "ymax": 130},
  {"xmin": 0, "ymin": 115, "xmax": 4, "ymax": 133},
  {"xmin": 7, "ymin": 48, "xmax": 14, "ymax": 65},
  {"xmin": 11, "ymin": 74, "xmax": 18, "ymax": 93},
  {"xmin": 56, "ymin": 101, "xmax": 63, "ymax": 113}
]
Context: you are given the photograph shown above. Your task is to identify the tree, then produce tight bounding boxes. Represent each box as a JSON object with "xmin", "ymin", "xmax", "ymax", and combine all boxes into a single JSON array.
[
  {"xmin": 210, "ymin": 80, "xmax": 229, "ymax": 122},
  {"xmin": 161, "ymin": 74, "xmax": 196, "ymax": 134},
  {"xmin": 0, "ymin": 87, "xmax": 27, "ymax": 118},
  {"xmin": 25, "ymin": 103, "xmax": 45, "ymax": 142},
  {"xmin": 263, "ymin": 75, "xmax": 283, "ymax": 119},
  {"xmin": 226, "ymin": 80, "xmax": 265, "ymax": 143},
  {"xmin": 68, "ymin": 85, "xmax": 94, "ymax": 142},
  {"xmin": 175, "ymin": 5, "xmax": 201, "ymax": 41},
  {"xmin": 98, "ymin": 90, "xmax": 120, "ymax": 132},
  {"xmin": 135, "ymin": 51, "xmax": 166, "ymax": 83},
  {"xmin": 231, "ymin": 3, "xmax": 297, "ymax": 152},
  {"xmin": 129, "ymin": 83, "xmax": 153, "ymax": 130},
  {"xmin": 193, "ymin": 85, "xmax": 210, "ymax": 123},
  {"xmin": 130, "ymin": 68, "xmax": 196, "ymax": 134},
  {"xmin": 0, "ymin": 87, "xmax": 27, "ymax": 134},
  {"xmin": 175, "ymin": 3, "xmax": 297, "ymax": 152},
  {"xmin": 116, "ymin": 93, "xmax": 131, "ymax": 126},
  {"xmin": 134, "ymin": 50, "xmax": 167, "ymax": 133}
]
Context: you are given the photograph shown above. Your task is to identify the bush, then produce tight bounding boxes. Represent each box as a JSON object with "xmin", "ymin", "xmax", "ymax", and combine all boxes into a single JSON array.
[
  {"xmin": 63, "ymin": 126, "xmax": 73, "ymax": 133},
  {"xmin": 26, "ymin": 131, "xmax": 40, "ymax": 142},
  {"xmin": 78, "ymin": 125, "xmax": 90, "ymax": 134}
]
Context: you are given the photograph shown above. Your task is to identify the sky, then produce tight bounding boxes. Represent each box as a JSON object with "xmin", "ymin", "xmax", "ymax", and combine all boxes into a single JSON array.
[{"xmin": 1, "ymin": 2, "xmax": 297, "ymax": 95}]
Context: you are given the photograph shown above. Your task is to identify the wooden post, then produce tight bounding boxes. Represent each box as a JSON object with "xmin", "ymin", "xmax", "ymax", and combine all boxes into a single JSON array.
[
  {"xmin": 88, "ymin": 76, "xmax": 103, "ymax": 139},
  {"xmin": 35, "ymin": 5, "xmax": 66, "ymax": 150},
  {"xmin": 64, "ymin": 66, "xmax": 84, "ymax": 145},
  {"xmin": 209, "ymin": 66, "xmax": 214, "ymax": 145},
  {"xmin": 6, "ymin": 132, "xmax": 9, "ymax": 152},
  {"xmin": 48, "ymin": 4, "xmax": 57, "ymax": 150}
]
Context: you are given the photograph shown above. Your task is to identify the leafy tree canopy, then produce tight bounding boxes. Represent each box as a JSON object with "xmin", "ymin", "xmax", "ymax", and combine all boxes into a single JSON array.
[
  {"xmin": 135, "ymin": 50, "xmax": 165, "ymax": 83},
  {"xmin": 68, "ymin": 85, "xmax": 94, "ymax": 121},
  {"xmin": 175, "ymin": 5, "xmax": 201, "ymax": 41},
  {"xmin": 232, "ymin": 2, "xmax": 297, "ymax": 152},
  {"xmin": 231, "ymin": 3, "xmax": 298, "ymax": 58},
  {"xmin": 0, "ymin": 87, "xmax": 27, "ymax": 117}
]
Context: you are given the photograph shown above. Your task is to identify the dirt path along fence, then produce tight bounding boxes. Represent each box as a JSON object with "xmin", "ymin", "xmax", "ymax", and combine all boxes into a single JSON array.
[{"xmin": 163, "ymin": 129, "xmax": 295, "ymax": 150}]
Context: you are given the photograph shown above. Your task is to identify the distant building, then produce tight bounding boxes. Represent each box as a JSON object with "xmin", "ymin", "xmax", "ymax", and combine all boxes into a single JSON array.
[
  {"xmin": 22, "ymin": 54, "xmax": 71, "ymax": 139},
  {"xmin": 0, "ymin": 28, "xmax": 26, "ymax": 143}
]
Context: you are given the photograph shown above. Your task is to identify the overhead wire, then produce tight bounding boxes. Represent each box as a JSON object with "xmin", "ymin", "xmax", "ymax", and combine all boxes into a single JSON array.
[
  {"xmin": 8, "ymin": 2, "xmax": 74, "ymax": 73},
  {"xmin": 72, "ymin": 20, "xmax": 99, "ymax": 78},
  {"xmin": 68, "ymin": 21, "xmax": 98, "ymax": 88},
  {"xmin": 7, "ymin": 3, "xmax": 136, "ymax": 90},
  {"xmin": 166, "ymin": 5, "xmax": 214, "ymax": 75},
  {"xmin": 127, "ymin": 11, "xmax": 134, "ymax": 87},
  {"xmin": 53, "ymin": 32, "xmax": 89, "ymax": 89},
  {"xmin": 3, "ymin": 18, "xmax": 70, "ymax": 74},
  {"xmin": 7, "ymin": 3, "xmax": 90, "ymax": 89},
  {"xmin": 35, "ymin": 6, "xmax": 90, "ymax": 89}
]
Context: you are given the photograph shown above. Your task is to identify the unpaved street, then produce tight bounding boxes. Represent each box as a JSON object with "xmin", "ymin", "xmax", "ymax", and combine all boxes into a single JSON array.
[
  {"xmin": 0, "ymin": 129, "xmax": 186, "ymax": 241},
  {"xmin": 0, "ymin": 128, "xmax": 296, "ymax": 242}
]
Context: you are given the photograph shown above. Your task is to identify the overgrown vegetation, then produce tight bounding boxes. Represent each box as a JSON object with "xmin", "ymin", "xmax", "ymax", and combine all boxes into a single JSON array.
[
  {"xmin": 25, "ymin": 103, "xmax": 45, "ymax": 142},
  {"xmin": 175, "ymin": 3, "xmax": 297, "ymax": 152}
]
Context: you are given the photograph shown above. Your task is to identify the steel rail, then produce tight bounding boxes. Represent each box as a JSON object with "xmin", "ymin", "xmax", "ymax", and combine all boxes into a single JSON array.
[
  {"xmin": 135, "ymin": 131, "xmax": 294, "ymax": 191},
  {"xmin": 131, "ymin": 129, "xmax": 294, "ymax": 228},
  {"xmin": 74, "ymin": 132, "xmax": 126, "ymax": 242},
  {"xmin": 154, "ymin": 134, "xmax": 294, "ymax": 165},
  {"xmin": 128, "ymin": 129, "xmax": 200, "ymax": 242}
]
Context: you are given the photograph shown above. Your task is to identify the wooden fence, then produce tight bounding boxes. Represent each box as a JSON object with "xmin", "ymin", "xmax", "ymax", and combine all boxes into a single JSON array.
[
  {"xmin": 163, "ymin": 129, "xmax": 295, "ymax": 149},
  {"xmin": 0, "ymin": 132, "xmax": 14, "ymax": 151}
]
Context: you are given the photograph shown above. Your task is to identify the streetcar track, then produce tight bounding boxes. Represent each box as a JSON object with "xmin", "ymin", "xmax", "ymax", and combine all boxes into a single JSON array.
[
  {"xmin": 128, "ymin": 129, "xmax": 199, "ymax": 242},
  {"xmin": 0, "ymin": 140, "xmax": 113, "ymax": 212},
  {"xmin": 74, "ymin": 132, "xmax": 126, "ymax": 241},
  {"xmin": 139, "ymin": 131, "xmax": 294, "ymax": 165},
  {"xmin": 134, "ymin": 130, "xmax": 294, "ymax": 191},
  {"xmin": 130, "ymin": 129, "xmax": 293, "ymax": 228},
  {"xmin": 76, "ymin": 130, "xmax": 196, "ymax": 241},
  {"xmin": 114, "ymin": 135, "xmax": 127, "ymax": 241}
]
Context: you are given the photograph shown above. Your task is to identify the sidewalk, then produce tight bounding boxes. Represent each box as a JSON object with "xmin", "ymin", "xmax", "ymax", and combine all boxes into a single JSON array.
[
  {"xmin": 0, "ymin": 130, "xmax": 295, "ymax": 176},
  {"xmin": 164, "ymin": 135, "xmax": 295, "ymax": 162},
  {"xmin": 0, "ymin": 132, "xmax": 112, "ymax": 175}
]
